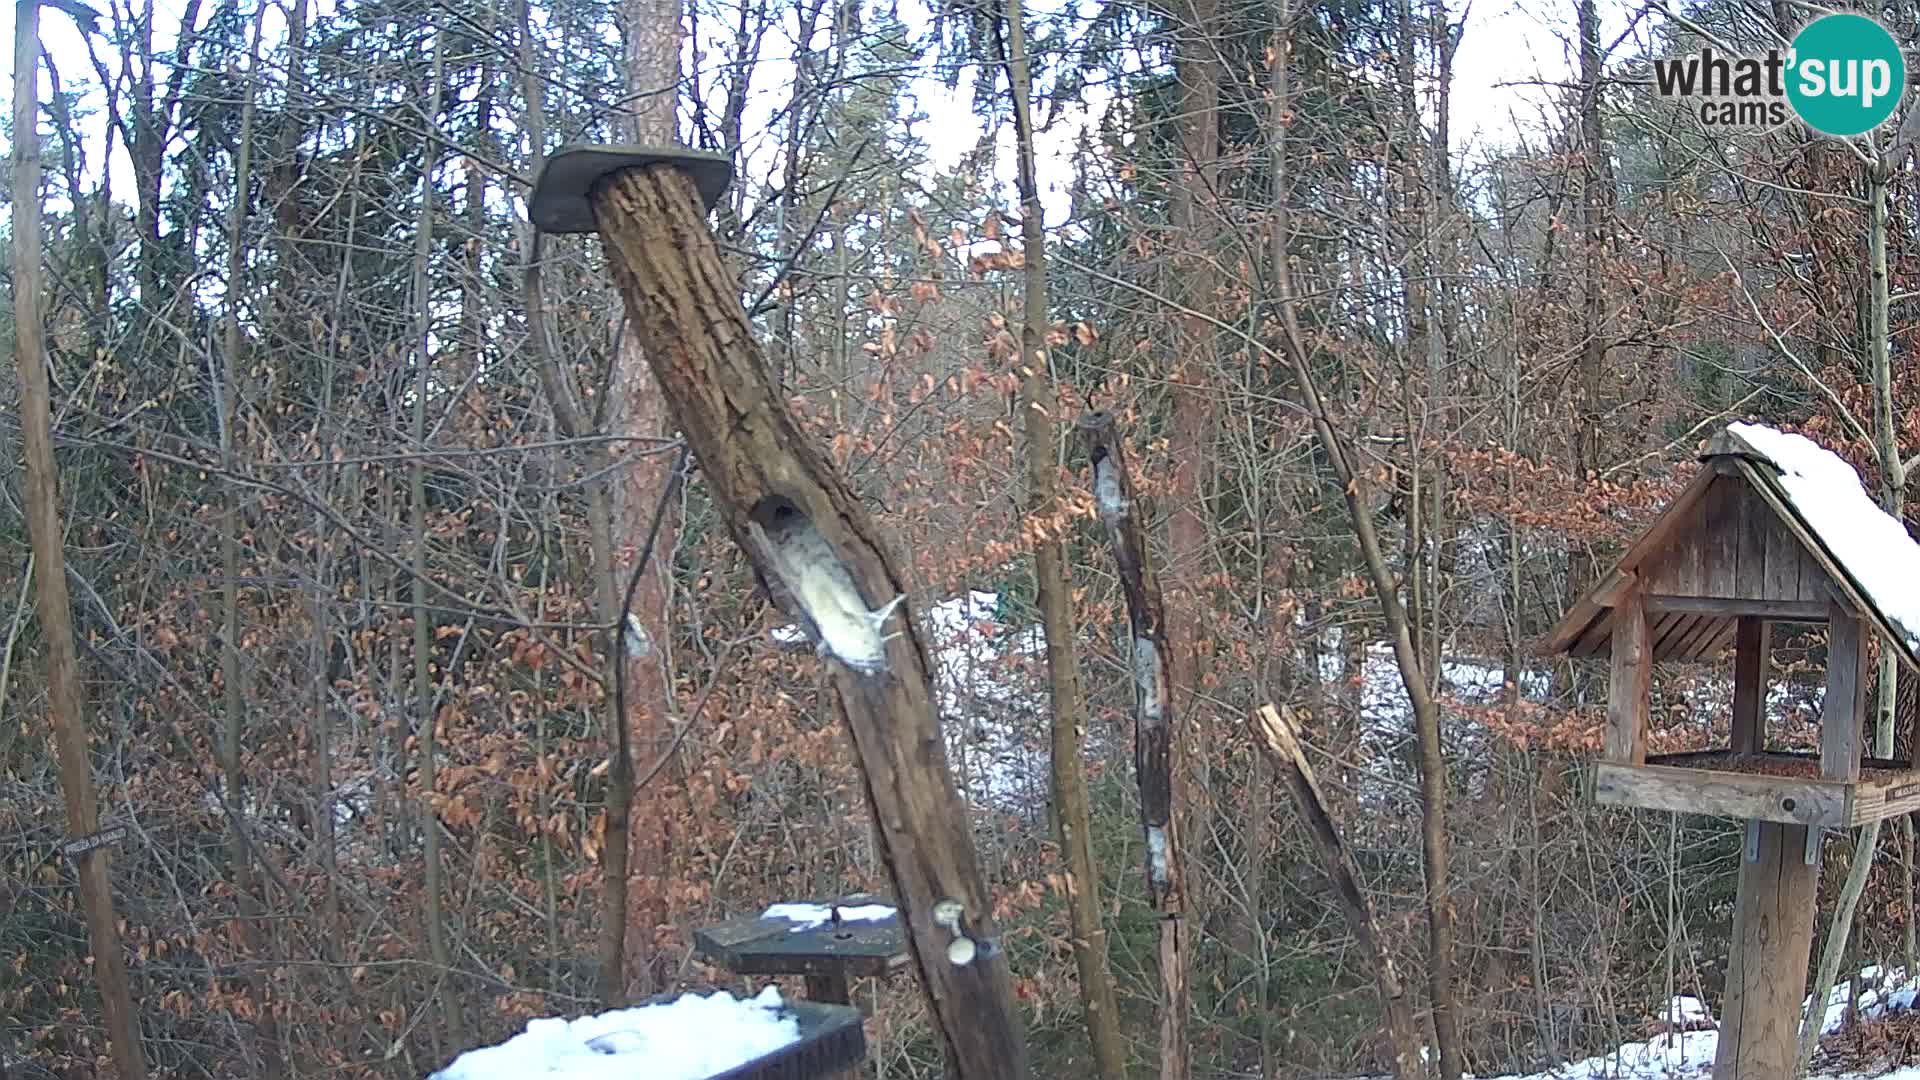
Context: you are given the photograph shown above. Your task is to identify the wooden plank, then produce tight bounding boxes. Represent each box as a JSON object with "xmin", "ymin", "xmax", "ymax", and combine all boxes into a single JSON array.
[
  {"xmin": 805, "ymin": 973, "xmax": 853, "ymax": 1004},
  {"xmin": 1543, "ymin": 569, "xmax": 1627, "ymax": 655},
  {"xmin": 1591, "ymin": 762, "xmax": 1849, "ymax": 827},
  {"xmin": 1545, "ymin": 469, "xmax": 1716, "ymax": 655},
  {"xmin": 1713, "ymin": 821, "xmax": 1820, "ymax": 1079},
  {"xmin": 1848, "ymin": 773, "xmax": 1920, "ymax": 825},
  {"xmin": 1643, "ymin": 595, "xmax": 1828, "ymax": 621},
  {"xmin": 1698, "ymin": 620, "xmax": 1739, "ymax": 659},
  {"xmin": 1701, "ymin": 477, "xmax": 1742, "ymax": 598},
  {"xmin": 1606, "ymin": 593, "xmax": 1653, "ymax": 764},
  {"xmin": 1573, "ymin": 612, "xmax": 1615, "ymax": 658},
  {"xmin": 1761, "ymin": 497, "xmax": 1802, "ymax": 603},
  {"xmin": 1672, "ymin": 614, "xmax": 1729, "ymax": 660},
  {"xmin": 1735, "ymin": 484, "xmax": 1772, "ymax": 601},
  {"xmin": 1824, "ymin": 602, "xmax": 1867, "ymax": 781},
  {"xmin": 1732, "ymin": 617, "xmax": 1769, "ymax": 755},
  {"xmin": 1741, "ymin": 459, "xmax": 1920, "ymax": 677},
  {"xmin": 1652, "ymin": 612, "xmax": 1697, "ymax": 658},
  {"xmin": 1911, "ymin": 687, "xmax": 1920, "ymax": 769}
]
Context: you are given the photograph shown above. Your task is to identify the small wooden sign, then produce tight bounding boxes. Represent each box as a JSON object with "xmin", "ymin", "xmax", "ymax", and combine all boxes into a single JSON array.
[
  {"xmin": 1889, "ymin": 784, "xmax": 1920, "ymax": 802},
  {"xmin": 61, "ymin": 824, "xmax": 127, "ymax": 859}
]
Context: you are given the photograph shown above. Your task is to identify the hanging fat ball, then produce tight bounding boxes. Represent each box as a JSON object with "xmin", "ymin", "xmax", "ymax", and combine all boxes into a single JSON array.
[{"xmin": 747, "ymin": 496, "xmax": 903, "ymax": 677}]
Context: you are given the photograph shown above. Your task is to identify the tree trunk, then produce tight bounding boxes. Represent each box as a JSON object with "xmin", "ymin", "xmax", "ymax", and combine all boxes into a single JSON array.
[
  {"xmin": 11, "ymin": 6, "xmax": 149, "ymax": 1075},
  {"xmin": 1795, "ymin": 160, "xmax": 1906, "ymax": 1078},
  {"xmin": 410, "ymin": 32, "xmax": 461, "ymax": 1051},
  {"xmin": 579, "ymin": 159, "xmax": 1031, "ymax": 1078},
  {"xmin": 217, "ymin": 15, "xmax": 285, "ymax": 1071},
  {"xmin": 1165, "ymin": 0, "xmax": 1219, "ymax": 964},
  {"xmin": 998, "ymin": 4, "xmax": 1127, "ymax": 1076},
  {"xmin": 607, "ymin": 0, "xmax": 686, "ymax": 999},
  {"xmin": 1271, "ymin": 6, "xmax": 1460, "ymax": 1074},
  {"xmin": 1079, "ymin": 412, "xmax": 1192, "ymax": 1080},
  {"xmin": 1268, "ymin": 155, "xmax": 1459, "ymax": 1080}
]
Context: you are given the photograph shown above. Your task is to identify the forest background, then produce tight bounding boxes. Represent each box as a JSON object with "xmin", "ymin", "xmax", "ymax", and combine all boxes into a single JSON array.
[{"xmin": 4, "ymin": 0, "xmax": 1919, "ymax": 1073}]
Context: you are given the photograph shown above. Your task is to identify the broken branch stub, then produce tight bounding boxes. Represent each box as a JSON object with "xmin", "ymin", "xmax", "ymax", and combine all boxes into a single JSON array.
[
  {"xmin": 1077, "ymin": 412, "xmax": 1181, "ymax": 906},
  {"xmin": 556, "ymin": 154, "xmax": 1030, "ymax": 1078},
  {"xmin": 1077, "ymin": 410, "xmax": 1192, "ymax": 1074},
  {"xmin": 1250, "ymin": 705, "xmax": 1423, "ymax": 1079}
]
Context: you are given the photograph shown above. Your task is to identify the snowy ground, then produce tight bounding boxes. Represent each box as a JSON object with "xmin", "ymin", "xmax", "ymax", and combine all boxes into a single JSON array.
[{"xmin": 1474, "ymin": 971, "xmax": 1919, "ymax": 1080}]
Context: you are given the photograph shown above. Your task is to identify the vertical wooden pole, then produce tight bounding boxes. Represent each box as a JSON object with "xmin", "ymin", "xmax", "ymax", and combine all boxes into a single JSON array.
[
  {"xmin": 1731, "ymin": 617, "xmax": 1768, "ymax": 756},
  {"xmin": 1605, "ymin": 591, "xmax": 1651, "ymax": 764},
  {"xmin": 1713, "ymin": 821, "xmax": 1820, "ymax": 1079},
  {"xmin": 1825, "ymin": 603, "xmax": 1865, "ymax": 781},
  {"xmin": 804, "ymin": 973, "xmax": 852, "ymax": 1005}
]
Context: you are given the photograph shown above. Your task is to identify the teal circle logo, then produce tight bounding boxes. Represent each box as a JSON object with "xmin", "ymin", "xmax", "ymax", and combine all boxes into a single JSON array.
[{"xmin": 1787, "ymin": 14, "xmax": 1906, "ymax": 136}]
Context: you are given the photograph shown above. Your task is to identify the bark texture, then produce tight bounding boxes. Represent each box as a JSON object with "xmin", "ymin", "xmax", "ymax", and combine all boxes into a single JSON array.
[
  {"xmin": 588, "ymin": 163, "xmax": 1031, "ymax": 1078},
  {"xmin": 1079, "ymin": 411, "xmax": 1191, "ymax": 1080}
]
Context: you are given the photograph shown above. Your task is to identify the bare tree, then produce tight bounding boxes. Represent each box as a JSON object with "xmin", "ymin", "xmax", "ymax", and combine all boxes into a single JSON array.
[{"xmin": 11, "ymin": 3, "xmax": 148, "ymax": 1074}]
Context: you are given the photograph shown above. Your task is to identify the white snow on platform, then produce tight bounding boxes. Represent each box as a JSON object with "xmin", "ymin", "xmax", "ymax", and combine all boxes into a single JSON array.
[{"xmin": 426, "ymin": 986, "xmax": 799, "ymax": 1080}]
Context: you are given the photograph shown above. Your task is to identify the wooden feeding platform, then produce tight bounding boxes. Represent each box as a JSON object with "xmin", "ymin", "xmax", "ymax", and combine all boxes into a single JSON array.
[
  {"xmin": 693, "ymin": 898, "xmax": 908, "ymax": 1005},
  {"xmin": 1593, "ymin": 750, "xmax": 1920, "ymax": 829},
  {"xmin": 1545, "ymin": 423, "xmax": 1920, "ymax": 1079}
]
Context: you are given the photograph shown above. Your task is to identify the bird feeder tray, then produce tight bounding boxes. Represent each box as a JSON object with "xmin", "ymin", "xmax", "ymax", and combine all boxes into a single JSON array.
[
  {"xmin": 693, "ymin": 898, "xmax": 909, "ymax": 1005},
  {"xmin": 527, "ymin": 144, "xmax": 733, "ymax": 234},
  {"xmin": 1593, "ymin": 750, "xmax": 1920, "ymax": 828}
]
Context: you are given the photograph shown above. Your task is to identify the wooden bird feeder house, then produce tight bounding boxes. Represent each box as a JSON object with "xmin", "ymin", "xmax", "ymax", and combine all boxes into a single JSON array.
[{"xmin": 1545, "ymin": 421, "xmax": 1920, "ymax": 1078}]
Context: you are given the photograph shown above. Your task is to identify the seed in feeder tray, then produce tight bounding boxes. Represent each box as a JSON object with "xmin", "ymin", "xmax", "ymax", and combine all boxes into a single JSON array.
[{"xmin": 948, "ymin": 936, "xmax": 977, "ymax": 966}]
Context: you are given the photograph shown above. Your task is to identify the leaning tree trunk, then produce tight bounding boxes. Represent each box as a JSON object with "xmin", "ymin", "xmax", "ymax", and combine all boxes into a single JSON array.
[
  {"xmin": 12, "ymin": 3, "xmax": 149, "ymax": 1075},
  {"xmin": 1252, "ymin": 705, "xmax": 1423, "ymax": 1078},
  {"xmin": 563, "ymin": 158, "xmax": 1031, "ymax": 1078}
]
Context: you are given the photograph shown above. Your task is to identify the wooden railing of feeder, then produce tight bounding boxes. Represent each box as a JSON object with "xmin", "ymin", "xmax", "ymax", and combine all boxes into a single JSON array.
[{"xmin": 528, "ymin": 146, "xmax": 1029, "ymax": 1079}]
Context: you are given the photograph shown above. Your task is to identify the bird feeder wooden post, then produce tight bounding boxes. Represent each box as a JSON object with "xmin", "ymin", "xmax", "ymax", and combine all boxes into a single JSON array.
[
  {"xmin": 528, "ymin": 147, "xmax": 1030, "ymax": 1079},
  {"xmin": 1547, "ymin": 427, "xmax": 1920, "ymax": 1079}
]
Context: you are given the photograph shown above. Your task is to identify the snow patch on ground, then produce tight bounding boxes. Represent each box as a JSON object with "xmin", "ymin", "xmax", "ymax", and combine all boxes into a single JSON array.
[
  {"xmin": 1471, "ymin": 972, "xmax": 1920, "ymax": 1080},
  {"xmin": 426, "ymin": 987, "xmax": 799, "ymax": 1080},
  {"xmin": 1730, "ymin": 422, "xmax": 1920, "ymax": 654}
]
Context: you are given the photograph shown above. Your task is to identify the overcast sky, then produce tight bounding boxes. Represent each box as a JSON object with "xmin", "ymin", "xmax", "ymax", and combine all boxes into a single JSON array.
[{"xmin": 3, "ymin": 0, "xmax": 1611, "ymax": 232}]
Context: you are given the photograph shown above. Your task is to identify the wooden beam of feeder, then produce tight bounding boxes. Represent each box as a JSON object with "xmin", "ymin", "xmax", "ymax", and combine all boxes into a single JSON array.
[
  {"xmin": 584, "ymin": 164, "xmax": 1029, "ymax": 1078},
  {"xmin": 1077, "ymin": 411, "xmax": 1191, "ymax": 1073},
  {"xmin": 1251, "ymin": 705, "xmax": 1422, "ymax": 1080}
]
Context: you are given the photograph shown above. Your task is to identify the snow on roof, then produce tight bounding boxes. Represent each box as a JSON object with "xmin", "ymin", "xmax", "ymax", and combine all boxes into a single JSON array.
[
  {"xmin": 761, "ymin": 902, "xmax": 896, "ymax": 930},
  {"xmin": 1728, "ymin": 422, "xmax": 1920, "ymax": 655},
  {"xmin": 427, "ymin": 987, "xmax": 800, "ymax": 1080}
]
